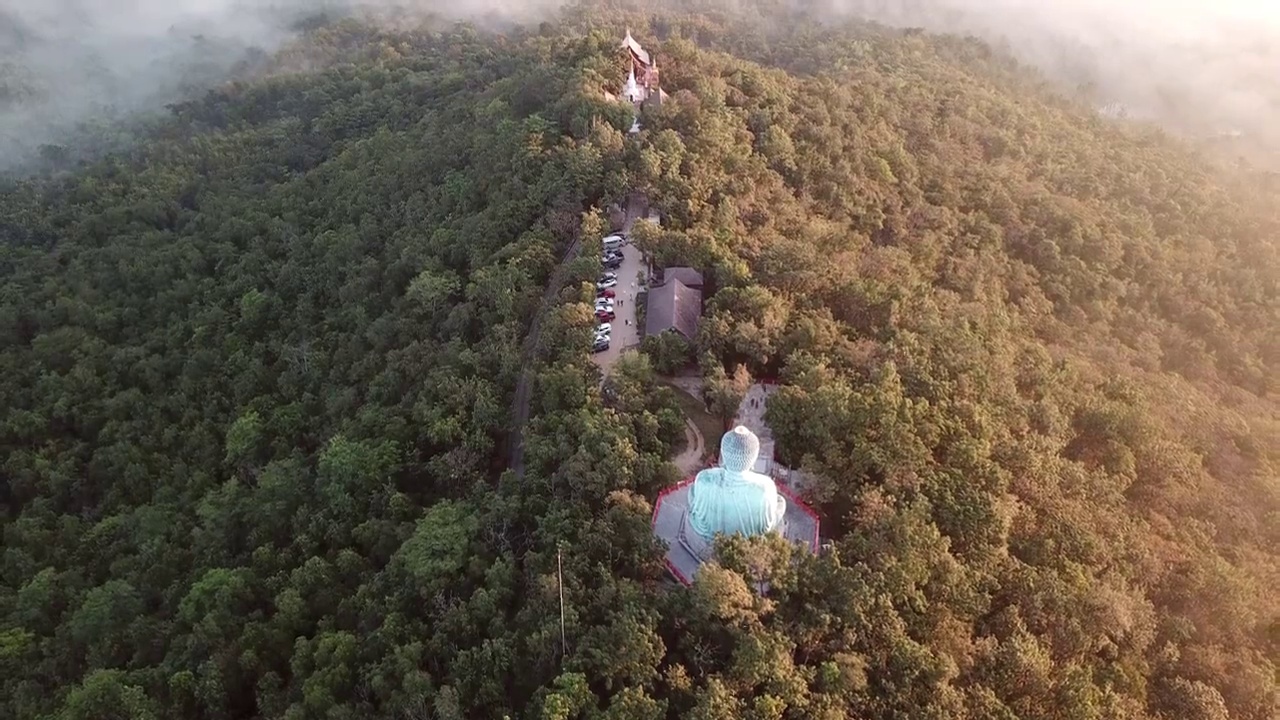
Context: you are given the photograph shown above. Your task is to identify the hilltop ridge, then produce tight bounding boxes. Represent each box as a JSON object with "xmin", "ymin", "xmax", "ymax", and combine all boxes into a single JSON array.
[{"xmin": 1, "ymin": 4, "xmax": 1276, "ymax": 719}]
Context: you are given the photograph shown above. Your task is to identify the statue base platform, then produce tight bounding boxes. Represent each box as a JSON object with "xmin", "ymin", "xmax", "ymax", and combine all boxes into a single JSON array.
[{"xmin": 651, "ymin": 478, "xmax": 820, "ymax": 585}]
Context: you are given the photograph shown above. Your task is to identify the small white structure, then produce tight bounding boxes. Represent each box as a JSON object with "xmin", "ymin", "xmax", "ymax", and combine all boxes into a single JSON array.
[{"xmin": 624, "ymin": 67, "xmax": 646, "ymax": 104}]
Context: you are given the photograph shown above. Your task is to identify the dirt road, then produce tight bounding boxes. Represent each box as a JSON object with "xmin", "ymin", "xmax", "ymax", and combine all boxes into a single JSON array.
[{"xmin": 506, "ymin": 235, "xmax": 581, "ymax": 479}]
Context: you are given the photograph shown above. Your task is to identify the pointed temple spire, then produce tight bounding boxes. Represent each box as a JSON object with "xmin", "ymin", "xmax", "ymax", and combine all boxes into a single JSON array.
[{"xmin": 624, "ymin": 66, "xmax": 643, "ymax": 103}]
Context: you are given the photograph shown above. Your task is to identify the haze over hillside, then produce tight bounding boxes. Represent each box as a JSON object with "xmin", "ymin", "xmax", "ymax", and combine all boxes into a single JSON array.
[
  {"xmin": 825, "ymin": 0, "xmax": 1280, "ymax": 164},
  {"xmin": 3, "ymin": 0, "xmax": 1280, "ymax": 170},
  {"xmin": 0, "ymin": 0, "xmax": 557, "ymax": 169},
  {"xmin": 1, "ymin": 2, "xmax": 1277, "ymax": 718}
]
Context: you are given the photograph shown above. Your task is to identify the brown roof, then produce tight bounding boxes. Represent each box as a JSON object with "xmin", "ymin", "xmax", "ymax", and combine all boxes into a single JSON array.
[
  {"xmin": 622, "ymin": 32, "xmax": 652, "ymax": 67},
  {"xmin": 645, "ymin": 279, "xmax": 702, "ymax": 340},
  {"xmin": 663, "ymin": 266, "xmax": 703, "ymax": 288}
]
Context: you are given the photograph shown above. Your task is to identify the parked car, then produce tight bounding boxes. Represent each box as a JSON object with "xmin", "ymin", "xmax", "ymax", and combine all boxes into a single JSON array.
[
  {"xmin": 596, "ymin": 288, "xmax": 616, "ymax": 298},
  {"xmin": 595, "ymin": 297, "xmax": 614, "ymax": 307},
  {"xmin": 596, "ymin": 278, "xmax": 618, "ymax": 290},
  {"xmin": 596, "ymin": 323, "xmax": 612, "ymax": 335},
  {"xmin": 600, "ymin": 271, "xmax": 618, "ymax": 280},
  {"xmin": 602, "ymin": 234, "xmax": 624, "ymax": 249},
  {"xmin": 602, "ymin": 259, "xmax": 623, "ymax": 270},
  {"xmin": 592, "ymin": 338, "xmax": 610, "ymax": 353},
  {"xmin": 596, "ymin": 311, "xmax": 615, "ymax": 322}
]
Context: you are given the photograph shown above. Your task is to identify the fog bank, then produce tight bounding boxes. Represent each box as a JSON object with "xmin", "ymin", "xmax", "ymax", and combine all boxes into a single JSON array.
[
  {"xmin": 1, "ymin": 1, "xmax": 320, "ymax": 168},
  {"xmin": 0, "ymin": 1, "xmax": 559, "ymax": 170},
  {"xmin": 3, "ymin": 0, "xmax": 1280, "ymax": 171},
  {"xmin": 822, "ymin": 0, "xmax": 1280, "ymax": 155}
]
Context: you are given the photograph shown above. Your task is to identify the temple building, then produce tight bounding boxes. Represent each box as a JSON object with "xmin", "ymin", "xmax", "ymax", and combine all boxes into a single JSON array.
[
  {"xmin": 644, "ymin": 277, "xmax": 701, "ymax": 342},
  {"xmin": 615, "ymin": 29, "xmax": 667, "ymax": 113},
  {"xmin": 651, "ymin": 426, "xmax": 820, "ymax": 585}
]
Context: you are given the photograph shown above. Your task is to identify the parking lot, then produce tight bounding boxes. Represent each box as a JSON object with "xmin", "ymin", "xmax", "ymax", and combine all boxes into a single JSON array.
[{"xmin": 591, "ymin": 237, "xmax": 644, "ymax": 371}]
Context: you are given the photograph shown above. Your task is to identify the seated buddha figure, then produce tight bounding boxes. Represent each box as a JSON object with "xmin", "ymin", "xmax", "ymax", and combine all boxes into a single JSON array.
[{"xmin": 687, "ymin": 425, "xmax": 786, "ymax": 541}]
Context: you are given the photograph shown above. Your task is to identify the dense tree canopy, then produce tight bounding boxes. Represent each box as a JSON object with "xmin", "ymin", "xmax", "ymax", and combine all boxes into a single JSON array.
[{"xmin": 2, "ymin": 2, "xmax": 1277, "ymax": 719}]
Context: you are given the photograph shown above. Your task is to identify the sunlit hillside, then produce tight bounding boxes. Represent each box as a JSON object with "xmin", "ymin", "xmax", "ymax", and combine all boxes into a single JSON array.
[{"xmin": 1, "ymin": 2, "xmax": 1276, "ymax": 718}]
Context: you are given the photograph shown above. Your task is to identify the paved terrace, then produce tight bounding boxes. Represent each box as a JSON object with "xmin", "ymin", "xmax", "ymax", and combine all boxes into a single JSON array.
[
  {"xmin": 652, "ymin": 479, "xmax": 820, "ymax": 584},
  {"xmin": 653, "ymin": 381, "xmax": 821, "ymax": 584}
]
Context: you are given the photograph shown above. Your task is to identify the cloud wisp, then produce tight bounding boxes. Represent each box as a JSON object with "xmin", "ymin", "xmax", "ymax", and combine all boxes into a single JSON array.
[
  {"xmin": 3, "ymin": 0, "xmax": 1280, "ymax": 171},
  {"xmin": 820, "ymin": 0, "xmax": 1280, "ymax": 151}
]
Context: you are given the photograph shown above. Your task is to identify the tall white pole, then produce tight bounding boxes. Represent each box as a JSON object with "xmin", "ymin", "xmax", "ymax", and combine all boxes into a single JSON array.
[{"xmin": 557, "ymin": 545, "xmax": 567, "ymax": 660}]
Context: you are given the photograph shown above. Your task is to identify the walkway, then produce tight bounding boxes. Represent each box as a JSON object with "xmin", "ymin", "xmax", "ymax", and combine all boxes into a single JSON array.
[
  {"xmin": 733, "ymin": 383, "xmax": 778, "ymax": 443},
  {"xmin": 671, "ymin": 418, "xmax": 705, "ymax": 477},
  {"xmin": 733, "ymin": 382, "xmax": 808, "ymax": 492}
]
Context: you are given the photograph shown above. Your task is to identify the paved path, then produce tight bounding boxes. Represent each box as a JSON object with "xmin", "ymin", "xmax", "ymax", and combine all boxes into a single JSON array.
[
  {"xmin": 671, "ymin": 418, "xmax": 705, "ymax": 477},
  {"xmin": 733, "ymin": 382, "xmax": 810, "ymax": 491},
  {"xmin": 733, "ymin": 383, "xmax": 777, "ymax": 438}
]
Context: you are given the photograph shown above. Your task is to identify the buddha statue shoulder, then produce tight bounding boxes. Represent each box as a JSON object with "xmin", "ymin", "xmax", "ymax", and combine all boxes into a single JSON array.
[{"xmin": 687, "ymin": 425, "xmax": 786, "ymax": 540}]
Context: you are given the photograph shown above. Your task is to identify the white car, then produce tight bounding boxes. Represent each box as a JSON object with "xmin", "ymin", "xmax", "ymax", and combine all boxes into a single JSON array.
[
  {"xmin": 602, "ymin": 234, "xmax": 624, "ymax": 249},
  {"xmin": 596, "ymin": 323, "xmax": 612, "ymax": 335},
  {"xmin": 595, "ymin": 299, "xmax": 614, "ymax": 309},
  {"xmin": 596, "ymin": 278, "xmax": 618, "ymax": 290},
  {"xmin": 600, "ymin": 271, "xmax": 618, "ymax": 280}
]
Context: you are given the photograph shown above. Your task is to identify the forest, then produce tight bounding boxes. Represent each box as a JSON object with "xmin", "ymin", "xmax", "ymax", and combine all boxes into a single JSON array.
[{"xmin": 1, "ymin": 1, "xmax": 1276, "ymax": 718}]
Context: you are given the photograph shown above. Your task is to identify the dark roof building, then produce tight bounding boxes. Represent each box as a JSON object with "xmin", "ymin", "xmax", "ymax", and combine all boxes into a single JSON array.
[
  {"xmin": 621, "ymin": 30, "xmax": 652, "ymax": 68},
  {"xmin": 645, "ymin": 279, "xmax": 701, "ymax": 340},
  {"xmin": 662, "ymin": 266, "xmax": 704, "ymax": 289}
]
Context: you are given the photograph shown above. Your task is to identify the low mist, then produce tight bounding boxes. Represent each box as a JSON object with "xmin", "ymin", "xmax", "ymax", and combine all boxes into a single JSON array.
[
  {"xmin": 0, "ymin": 1, "xmax": 318, "ymax": 168},
  {"xmin": 0, "ymin": 0, "xmax": 557, "ymax": 171},
  {"xmin": 824, "ymin": 0, "xmax": 1280, "ymax": 155},
  {"xmin": 3, "ymin": 0, "xmax": 1279, "ymax": 172}
]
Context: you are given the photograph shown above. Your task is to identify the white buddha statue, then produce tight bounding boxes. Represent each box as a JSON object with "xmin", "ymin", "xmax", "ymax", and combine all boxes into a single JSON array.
[{"xmin": 687, "ymin": 426, "xmax": 786, "ymax": 540}]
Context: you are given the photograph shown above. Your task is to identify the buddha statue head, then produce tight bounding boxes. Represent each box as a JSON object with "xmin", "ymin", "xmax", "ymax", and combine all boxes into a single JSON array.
[
  {"xmin": 720, "ymin": 425, "xmax": 760, "ymax": 473},
  {"xmin": 685, "ymin": 425, "xmax": 786, "ymax": 542}
]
